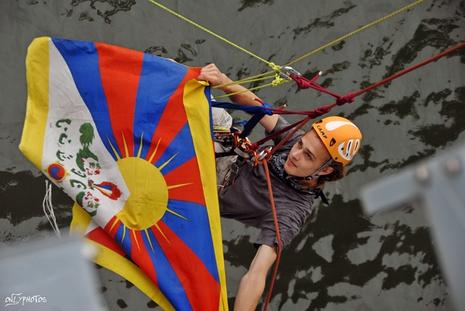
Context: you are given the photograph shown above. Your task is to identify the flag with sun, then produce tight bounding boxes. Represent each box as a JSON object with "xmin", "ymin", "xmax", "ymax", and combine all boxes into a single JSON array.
[{"xmin": 20, "ymin": 37, "xmax": 228, "ymax": 311}]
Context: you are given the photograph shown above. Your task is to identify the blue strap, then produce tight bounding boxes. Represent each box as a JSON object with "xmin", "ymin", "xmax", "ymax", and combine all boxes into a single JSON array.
[
  {"xmin": 211, "ymin": 101, "xmax": 273, "ymax": 137},
  {"xmin": 241, "ymin": 112, "xmax": 266, "ymax": 138},
  {"xmin": 211, "ymin": 101, "xmax": 273, "ymax": 115}
]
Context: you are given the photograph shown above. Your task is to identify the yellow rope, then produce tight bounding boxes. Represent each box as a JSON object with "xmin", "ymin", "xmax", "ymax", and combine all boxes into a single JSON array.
[
  {"xmin": 286, "ymin": 0, "xmax": 425, "ymax": 66},
  {"xmin": 215, "ymin": 82, "xmax": 279, "ymax": 99},
  {"xmin": 229, "ymin": 71, "xmax": 277, "ymax": 86},
  {"xmin": 148, "ymin": 0, "xmax": 424, "ymax": 94},
  {"xmin": 215, "ymin": 70, "xmax": 290, "ymax": 98},
  {"xmin": 213, "ymin": 73, "xmax": 276, "ymax": 89},
  {"xmin": 147, "ymin": 0, "xmax": 288, "ymax": 89},
  {"xmin": 236, "ymin": 0, "xmax": 426, "ymax": 83},
  {"xmin": 147, "ymin": 0, "xmax": 273, "ymax": 67}
]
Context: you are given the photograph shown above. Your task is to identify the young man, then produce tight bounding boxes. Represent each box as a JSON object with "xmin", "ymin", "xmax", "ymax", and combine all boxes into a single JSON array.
[{"xmin": 199, "ymin": 64, "xmax": 362, "ymax": 310}]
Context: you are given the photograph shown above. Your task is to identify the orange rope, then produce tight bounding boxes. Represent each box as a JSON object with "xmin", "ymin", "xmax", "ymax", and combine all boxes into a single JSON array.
[{"xmin": 261, "ymin": 160, "xmax": 283, "ymax": 311}]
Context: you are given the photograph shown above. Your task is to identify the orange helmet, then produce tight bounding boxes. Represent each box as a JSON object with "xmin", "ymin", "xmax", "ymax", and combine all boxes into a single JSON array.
[{"xmin": 312, "ymin": 116, "xmax": 362, "ymax": 166}]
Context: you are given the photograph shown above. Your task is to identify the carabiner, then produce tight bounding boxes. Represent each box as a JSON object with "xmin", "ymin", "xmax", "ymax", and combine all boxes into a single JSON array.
[{"xmin": 279, "ymin": 66, "xmax": 302, "ymax": 80}]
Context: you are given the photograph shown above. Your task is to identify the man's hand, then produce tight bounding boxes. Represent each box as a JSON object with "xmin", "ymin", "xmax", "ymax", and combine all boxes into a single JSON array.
[
  {"xmin": 198, "ymin": 63, "xmax": 230, "ymax": 86},
  {"xmin": 234, "ymin": 245, "xmax": 277, "ymax": 311},
  {"xmin": 199, "ymin": 63, "xmax": 279, "ymax": 132}
]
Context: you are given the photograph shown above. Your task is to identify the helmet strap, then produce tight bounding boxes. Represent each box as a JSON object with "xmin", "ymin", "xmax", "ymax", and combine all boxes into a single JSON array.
[{"xmin": 304, "ymin": 158, "xmax": 333, "ymax": 181}]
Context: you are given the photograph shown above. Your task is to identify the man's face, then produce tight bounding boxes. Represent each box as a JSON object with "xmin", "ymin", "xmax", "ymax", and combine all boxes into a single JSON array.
[{"xmin": 284, "ymin": 130, "xmax": 332, "ymax": 177}]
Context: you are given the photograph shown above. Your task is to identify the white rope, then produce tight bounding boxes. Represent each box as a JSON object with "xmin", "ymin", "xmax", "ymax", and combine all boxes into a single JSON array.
[{"xmin": 42, "ymin": 180, "xmax": 61, "ymax": 237}]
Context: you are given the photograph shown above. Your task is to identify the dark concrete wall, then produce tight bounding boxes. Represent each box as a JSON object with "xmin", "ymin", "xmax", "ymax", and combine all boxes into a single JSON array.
[{"xmin": 1, "ymin": 0, "xmax": 464, "ymax": 310}]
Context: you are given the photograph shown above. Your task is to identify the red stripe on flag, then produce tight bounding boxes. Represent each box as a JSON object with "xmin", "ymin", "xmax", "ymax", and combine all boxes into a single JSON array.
[
  {"xmin": 163, "ymin": 157, "xmax": 206, "ymax": 205},
  {"xmin": 146, "ymin": 68, "xmax": 201, "ymax": 165},
  {"xmin": 86, "ymin": 227, "xmax": 125, "ymax": 257},
  {"xmin": 130, "ymin": 230, "xmax": 158, "ymax": 286},
  {"xmin": 104, "ymin": 216, "xmax": 121, "ymax": 238},
  {"xmin": 152, "ymin": 221, "xmax": 220, "ymax": 311},
  {"xmin": 96, "ymin": 43, "xmax": 144, "ymax": 158},
  {"xmin": 102, "ymin": 217, "xmax": 158, "ymax": 285}
]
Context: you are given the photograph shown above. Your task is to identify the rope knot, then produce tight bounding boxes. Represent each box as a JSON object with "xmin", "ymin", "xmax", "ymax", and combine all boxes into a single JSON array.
[
  {"xmin": 315, "ymin": 105, "xmax": 332, "ymax": 115},
  {"xmin": 268, "ymin": 62, "xmax": 289, "ymax": 87},
  {"xmin": 336, "ymin": 93, "xmax": 355, "ymax": 105},
  {"xmin": 306, "ymin": 104, "xmax": 333, "ymax": 118},
  {"xmin": 271, "ymin": 73, "xmax": 286, "ymax": 87},
  {"xmin": 268, "ymin": 62, "xmax": 281, "ymax": 72}
]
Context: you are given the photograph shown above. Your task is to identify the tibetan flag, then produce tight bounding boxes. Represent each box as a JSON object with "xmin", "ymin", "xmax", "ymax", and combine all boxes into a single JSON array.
[{"xmin": 20, "ymin": 37, "xmax": 228, "ymax": 311}]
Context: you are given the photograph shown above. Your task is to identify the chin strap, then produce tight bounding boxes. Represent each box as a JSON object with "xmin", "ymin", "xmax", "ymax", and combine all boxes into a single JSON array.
[{"xmin": 303, "ymin": 158, "xmax": 334, "ymax": 181}]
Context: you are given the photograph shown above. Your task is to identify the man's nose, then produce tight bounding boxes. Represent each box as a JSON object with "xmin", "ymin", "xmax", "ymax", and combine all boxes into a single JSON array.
[{"xmin": 291, "ymin": 149, "xmax": 301, "ymax": 160}]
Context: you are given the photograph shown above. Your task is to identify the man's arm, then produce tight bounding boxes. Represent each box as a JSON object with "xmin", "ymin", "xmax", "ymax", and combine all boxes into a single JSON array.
[
  {"xmin": 234, "ymin": 244, "xmax": 277, "ymax": 311},
  {"xmin": 198, "ymin": 64, "xmax": 279, "ymax": 133}
]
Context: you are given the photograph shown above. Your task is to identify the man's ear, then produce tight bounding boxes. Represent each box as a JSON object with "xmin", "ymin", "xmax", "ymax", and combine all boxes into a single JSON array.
[{"xmin": 319, "ymin": 165, "xmax": 334, "ymax": 176}]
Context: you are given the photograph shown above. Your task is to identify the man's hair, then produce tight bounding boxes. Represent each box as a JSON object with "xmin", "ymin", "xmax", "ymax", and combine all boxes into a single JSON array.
[{"xmin": 316, "ymin": 160, "xmax": 345, "ymax": 187}]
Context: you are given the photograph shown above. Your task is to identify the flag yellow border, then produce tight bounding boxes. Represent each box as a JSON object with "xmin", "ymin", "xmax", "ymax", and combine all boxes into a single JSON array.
[
  {"xmin": 183, "ymin": 80, "xmax": 229, "ymax": 311},
  {"xmin": 19, "ymin": 37, "xmax": 50, "ymax": 168}
]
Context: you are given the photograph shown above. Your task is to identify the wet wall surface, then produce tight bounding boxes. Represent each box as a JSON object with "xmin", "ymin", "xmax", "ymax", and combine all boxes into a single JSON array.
[{"xmin": 1, "ymin": 0, "xmax": 465, "ymax": 310}]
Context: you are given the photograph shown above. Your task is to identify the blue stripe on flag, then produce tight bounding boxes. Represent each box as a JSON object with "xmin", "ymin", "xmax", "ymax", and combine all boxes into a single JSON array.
[
  {"xmin": 163, "ymin": 199, "xmax": 219, "ymax": 282},
  {"xmin": 141, "ymin": 229, "xmax": 193, "ymax": 311},
  {"xmin": 133, "ymin": 54, "xmax": 188, "ymax": 159},
  {"xmin": 155, "ymin": 124, "xmax": 195, "ymax": 175},
  {"xmin": 114, "ymin": 225, "xmax": 131, "ymax": 260}
]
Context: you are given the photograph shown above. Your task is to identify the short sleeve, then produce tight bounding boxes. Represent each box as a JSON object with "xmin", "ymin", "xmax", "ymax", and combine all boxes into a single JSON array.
[
  {"xmin": 254, "ymin": 212, "xmax": 305, "ymax": 249},
  {"xmin": 265, "ymin": 116, "xmax": 305, "ymax": 147}
]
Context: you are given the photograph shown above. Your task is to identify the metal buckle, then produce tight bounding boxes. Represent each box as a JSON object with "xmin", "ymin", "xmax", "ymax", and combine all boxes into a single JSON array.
[
  {"xmin": 233, "ymin": 133, "xmax": 254, "ymax": 159},
  {"xmin": 254, "ymin": 145, "xmax": 273, "ymax": 162}
]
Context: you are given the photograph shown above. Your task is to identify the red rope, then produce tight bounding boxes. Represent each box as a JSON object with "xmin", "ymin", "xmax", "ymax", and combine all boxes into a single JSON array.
[
  {"xmin": 251, "ymin": 104, "xmax": 334, "ymax": 153},
  {"xmin": 351, "ymin": 41, "xmax": 465, "ymax": 98},
  {"xmin": 292, "ymin": 73, "xmax": 344, "ymax": 99},
  {"xmin": 252, "ymin": 41, "xmax": 465, "ymax": 151},
  {"xmin": 253, "ymin": 118, "xmax": 306, "ymax": 147},
  {"xmin": 261, "ymin": 160, "xmax": 283, "ymax": 311},
  {"xmin": 291, "ymin": 41, "xmax": 465, "ymax": 106},
  {"xmin": 235, "ymin": 42, "xmax": 465, "ymax": 310},
  {"xmin": 267, "ymin": 117, "xmax": 310, "ymax": 158}
]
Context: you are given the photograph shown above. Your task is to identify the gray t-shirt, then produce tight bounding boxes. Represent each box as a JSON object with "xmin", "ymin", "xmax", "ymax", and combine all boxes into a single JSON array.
[{"xmin": 218, "ymin": 117, "xmax": 317, "ymax": 248}]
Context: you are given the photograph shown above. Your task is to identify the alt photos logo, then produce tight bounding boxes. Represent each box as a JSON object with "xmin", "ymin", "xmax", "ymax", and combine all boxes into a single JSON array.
[{"xmin": 4, "ymin": 293, "xmax": 47, "ymax": 307}]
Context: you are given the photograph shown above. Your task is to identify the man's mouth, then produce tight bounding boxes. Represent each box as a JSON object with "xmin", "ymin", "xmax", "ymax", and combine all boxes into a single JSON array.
[{"xmin": 287, "ymin": 159, "xmax": 297, "ymax": 168}]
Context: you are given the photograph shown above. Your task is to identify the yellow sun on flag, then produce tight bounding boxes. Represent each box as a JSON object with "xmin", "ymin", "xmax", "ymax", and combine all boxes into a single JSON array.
[{"xmin": 108, "ymin": 134, "xmax": 190, "ymax": 233}]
